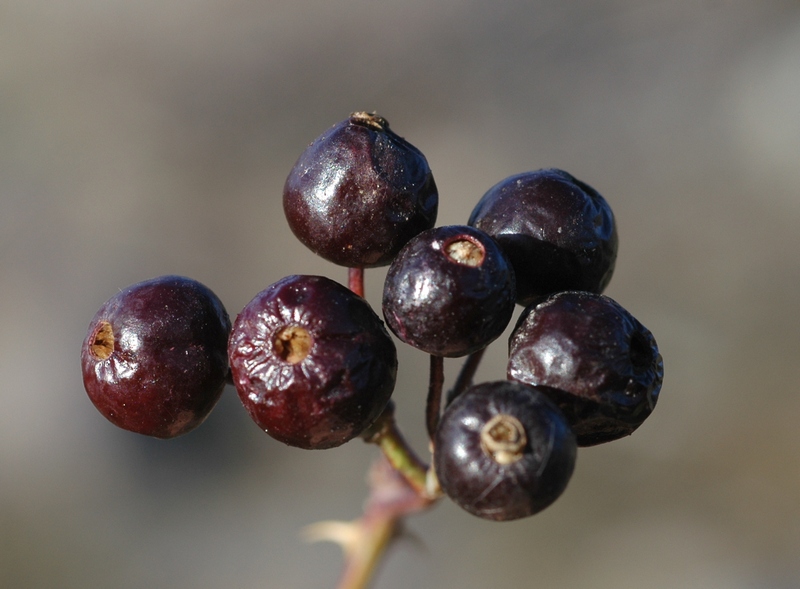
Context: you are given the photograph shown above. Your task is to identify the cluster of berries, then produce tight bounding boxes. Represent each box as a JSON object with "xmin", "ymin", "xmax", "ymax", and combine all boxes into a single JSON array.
[{"xmin": 82, "ymin": 112, "xmax": 663, "ymax": 523}]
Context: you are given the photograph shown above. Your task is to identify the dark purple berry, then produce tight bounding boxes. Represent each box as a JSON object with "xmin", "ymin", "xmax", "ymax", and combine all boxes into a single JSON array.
[
  {"xmin": 81, "ymin": 275, "xmax": 231, "ymax": 439},
  {"xmin": 228, "ymin": 275, "xmax": 397, "ymax": 449},
  {"xmin": 434, "ymin": 380, "xmax": 577, "ymax": 521},
  {"xmin": 468, "ymin": 168, "xmax": 617, "ymax": 306},
  {"xmin": 507, "ymin": 291, "xmax": 663, "ymax": 446},
  {"xmin": 283, "ymin": 112, "xmax": 438, "ymax": 268},
  {"xmin": 382, "ymin": 225, "xmax": 516, "ymax": 358}
]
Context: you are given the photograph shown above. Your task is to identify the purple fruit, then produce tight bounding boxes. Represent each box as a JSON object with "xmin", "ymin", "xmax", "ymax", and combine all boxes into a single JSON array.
[
  {"xmin": 434, "ymin": 380, "xmax": 577, "ymax": 521},
  {"xmin": 469, "ymin": 169, "xmax": 617, "ymax": 306},
  {"xmin": 283, "ymin": 112, "xmax": 438, "ymax": 268},
  {"xmin": 228, "ymin": 275, "xmax": 397, "ymax": 449},
  {"xmin": 382, "ymin": 225, "xmax": 516, "ymax": 357},
  {"xmin": 508, "ymin": 291, "xmax": 663, "ymax": 446},
  {"xmin": 81, "ymin": 275, "xmax": 231, "ymax": 439}
]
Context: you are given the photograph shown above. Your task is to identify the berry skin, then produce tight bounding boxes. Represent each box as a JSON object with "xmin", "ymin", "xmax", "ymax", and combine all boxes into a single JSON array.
[
  {"xmin": 434, "ymin": 380, "xmax": 577, "ymax": 521},
  {"xmin": 468, "ymin": 168, "xmax": 617, "ymax": 306},
  {"xmin": 228, "ymin": 275, "xmax": 397, "ymax": 450},
  {"xmin": 507, "ymin": 291, "xmax": 663, "ymax": 446},
  {"xmin": 81, "ymin": 275, "xmax": 231, "ymax": 439},
  {"xmin": 382, "ymin": 225, "xmax": 516, "ymax": 358},
  {"xmin": 283, "ymin": 112, "xmax": 438, "ymax": 268}
]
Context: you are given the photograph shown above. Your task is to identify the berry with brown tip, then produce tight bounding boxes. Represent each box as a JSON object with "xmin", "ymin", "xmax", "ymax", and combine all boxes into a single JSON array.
[
  {"xmin": 283, "ymin": 112, "xmax": 438, "ymax": 268},
  {"xmin": 434, "ymin": 380, "xmax": 577, "ymax": 521},
  {"xmin": 81, "ymin": 275, "xmax": 231, "ymax": 439},
  {"xmin": 507, "ymin": 291, "xmax": 663, "ymax": 446},
  {"xmin": 228, "ymin": 275, "xmax": 397, "ymax": 449},
  {"xmin": 382, "ymin": 225, "xmax": 516, "ymax": 358}
]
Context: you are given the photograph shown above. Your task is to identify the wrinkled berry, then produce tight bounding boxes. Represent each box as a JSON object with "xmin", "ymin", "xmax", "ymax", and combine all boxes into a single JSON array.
[
  {"xmin": 507, "ymin": 291, "xmax": 663, "ymax": 446},
  {"xmin": 228, "ymin": 275, "xmax": 397, "ymax": 449},
  {"xmin": 468, "ymin": 168, "xmax": 617, "ymax": 306},
  {"xmin": 434, "ymin": 380, "xmax": 577, "ymax": 521},
  {"xmin": 382, "ymin": 225, "xmax": 516, "ymax": 357},
  {"xmin": 283, "ymin": 112, "xmax": 438, "ymax": 268},
  {"xmin": 81, "ymin": 275, "xmax": 231, "ymax": 439}
]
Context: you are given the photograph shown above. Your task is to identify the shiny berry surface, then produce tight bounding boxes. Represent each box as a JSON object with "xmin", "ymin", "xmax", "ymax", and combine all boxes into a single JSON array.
[
  {"xmin": 468, "ymin": 168, "xmax": 617, "ymax": 306},
  {"xmin": 382, "ymin": 225, "xmax": 516, "ymax": 357},
  {"xmin": 508, "ymin": 291, "xmax": 663, "ymax": 446},
  {"xmin": 434, "ymin": 380, "xmax": 577, "ymax": 521},
  {"xmin": 228, "ymin": 275, "xmax": 397, "ymax": 449},
  {"xmin": 81, "ymin": 275, "xmax": 231, "ymax": 439},
  {"xmin": 283, "ymin": 112, "xmax": 438, "ymax": 268}
]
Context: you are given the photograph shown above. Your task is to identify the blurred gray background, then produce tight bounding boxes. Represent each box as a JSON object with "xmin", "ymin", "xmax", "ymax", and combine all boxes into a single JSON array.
[{"xmin": 3, "ymin": 1, "xmax": 800, "ymax": 587}]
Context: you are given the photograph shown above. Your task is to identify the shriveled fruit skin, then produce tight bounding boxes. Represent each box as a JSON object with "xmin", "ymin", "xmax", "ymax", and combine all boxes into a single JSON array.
[
  {"xmin": 228, "ymin": 275, "xmax": 397, "ymax": 449},
  {"xmin": 434, "ymin": 380, "xmax": 577, "ymax": 521},
  {"xmin": 468, "ymin": 168, "xmax": 617, "ymax": 306},
  {"xmin": 81, "ymin": 275, "xmax": 231, "ymax": 439},
  {"xmin": 508, "ymin": 291, "xmax": 663, "ymax": 446},
  {"xmin": 283, "ymin": 112, "xmax": 438, "ymax": 268},
  {"xmin": 382, "ymin": 225, "xmax": 516, "ymax": 358}
]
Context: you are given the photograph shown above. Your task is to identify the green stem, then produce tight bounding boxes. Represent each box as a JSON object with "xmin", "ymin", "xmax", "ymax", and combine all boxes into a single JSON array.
[
  {"xmin": 334, "ymin": 507, "xmax": 396, "ymax": 589},
  {"xmin": 325, "ymin": 456, "xmax": 437, "ymax": 589},
  {"xmin": 310, "ymin": 410, "xmax": 441, "ymax": 589},
  {"xmin": 361, "ymin": 403, "xmax": 429, "ymax": 495}
]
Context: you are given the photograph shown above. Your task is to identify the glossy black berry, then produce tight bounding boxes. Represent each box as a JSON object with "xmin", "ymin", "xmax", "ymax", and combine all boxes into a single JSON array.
[
  {"xmin": 468, "ymin": 168, "xmax": 617, "ymax": 306},
  {"xmin": 228, "ymin": 275, "xmax": 397, "ymax": 449},
  {"xmin": 382, "ymin": 225, "xmax": 516, "ymax": 358},
  {"xmin": 434, "ymin": 380, "xmax": 577, "ymax": 521},
  {"xmin": 81, "ymin": 275, "xmax": 231, "ymax": 439},
  {"xmin": 283, "ymin": 112, "xmax": 438, "ymax": 268},
  {"xmin": 507, "ymin": 291, "xmax": 663, "ymax": 446}
]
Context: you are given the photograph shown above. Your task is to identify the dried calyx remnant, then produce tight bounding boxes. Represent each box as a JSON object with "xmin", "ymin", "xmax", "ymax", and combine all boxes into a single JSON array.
[
  {"xmin": 445, "ymin": 237, "xmax": 485, "ymax": 267},
  {"xmin": 90, "ymin": 321, "xmax": 114, "ymax": 360},
  {"xmin": 480, "ymin": 413, "xmax": 527, "ymax": 465},
  {"xmin": 350, "ymin": 111, "xmax": 389, "ymax": 132},
  {"xmin": 274, "ymin": 326, "xmax": 313, "ymax": 364}
]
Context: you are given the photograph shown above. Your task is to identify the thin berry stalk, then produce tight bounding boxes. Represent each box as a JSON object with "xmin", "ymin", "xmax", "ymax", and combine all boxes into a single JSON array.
[
  {"xmin": 446, "ymin": 348, "xmax": 485, "ymax": 406},
  {"xmin": 349, "ymin": 267, "xmax": 365, "ymax": 297},
  {"xmin": 425, "ymin": 354, "xmax": 445, "ymax": 440}
]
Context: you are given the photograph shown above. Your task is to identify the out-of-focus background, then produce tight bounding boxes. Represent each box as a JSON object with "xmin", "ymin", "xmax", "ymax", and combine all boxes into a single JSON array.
[{"xmin": 2, "ymin": 1, "xmax": 800, "ymax": 587}]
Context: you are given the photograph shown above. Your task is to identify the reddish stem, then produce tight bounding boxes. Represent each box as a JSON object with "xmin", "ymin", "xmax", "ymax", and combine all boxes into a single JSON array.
[
  {"xmin": 425, "ymin": 355, "xmax": 445, "ymax": 440},
  {"xmin": 348, "ymin": 267, "xmax": 365, "ymax": 297}
]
